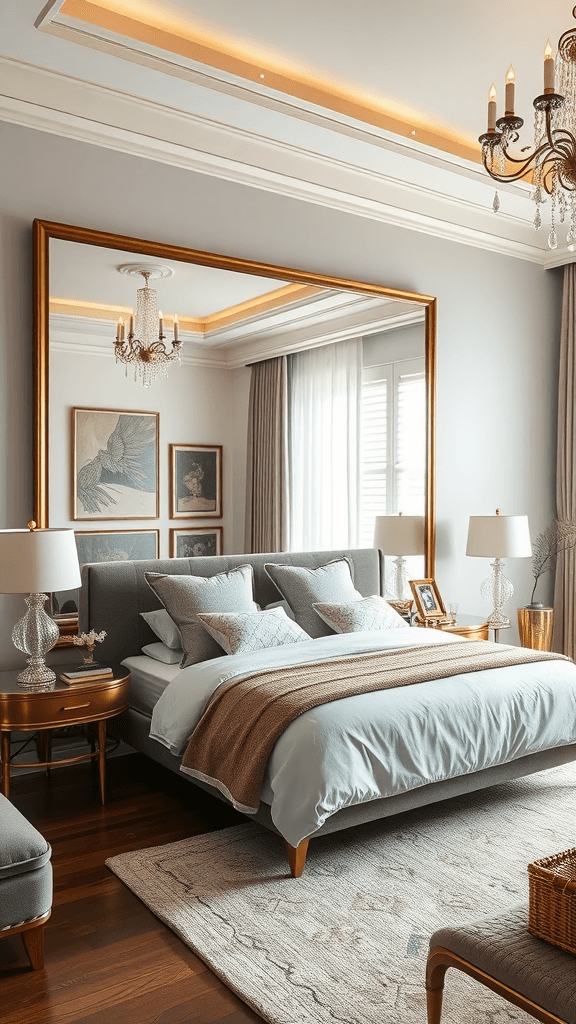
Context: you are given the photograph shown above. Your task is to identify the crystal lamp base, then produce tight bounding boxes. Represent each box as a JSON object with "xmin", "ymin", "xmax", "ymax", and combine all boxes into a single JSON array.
[{"xmin": 12, "ymin": 592, "xmax": 59, "ymax": 692}]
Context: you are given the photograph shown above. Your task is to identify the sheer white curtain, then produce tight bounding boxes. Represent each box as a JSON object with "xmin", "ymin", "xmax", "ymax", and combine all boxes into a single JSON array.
[{"xmin": 289, "ymin": 339, "xmax": 362, "ymax": 551}]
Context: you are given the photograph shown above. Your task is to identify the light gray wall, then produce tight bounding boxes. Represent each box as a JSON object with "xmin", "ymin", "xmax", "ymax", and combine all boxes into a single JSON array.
[
  {"xmin": 0, "ymin": 120, "xmax": 562, "ymax": 666},
  {"xmin": 363, "ymin": 323, "xmax": 425, "ymax": 365}
]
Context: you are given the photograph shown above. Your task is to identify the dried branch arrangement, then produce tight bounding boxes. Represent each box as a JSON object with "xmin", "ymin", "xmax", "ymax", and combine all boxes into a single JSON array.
[{"xmin": 530, "ymin": 518, "xmax": 576, "ymax": 604}]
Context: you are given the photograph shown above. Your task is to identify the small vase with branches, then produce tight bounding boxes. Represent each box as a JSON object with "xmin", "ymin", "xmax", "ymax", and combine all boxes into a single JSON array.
[{"xmin": 529, "ymin": 518, "xmax": 576, "ymax": 607}]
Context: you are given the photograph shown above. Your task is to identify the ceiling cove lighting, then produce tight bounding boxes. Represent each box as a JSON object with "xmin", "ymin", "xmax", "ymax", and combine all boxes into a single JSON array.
[
  {"xmin": 114, "ymin": 264, "xmax": 182, "ymax": 387},
  {"xmin": 479, "ymin": 7, "xmax": 576, "ymax": 249}
]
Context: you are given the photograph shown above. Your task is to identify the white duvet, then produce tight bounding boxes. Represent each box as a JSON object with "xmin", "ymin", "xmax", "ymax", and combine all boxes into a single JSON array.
[{"xmin": 149, "ymin": 628, "xmax": 576, "ymax": 847}]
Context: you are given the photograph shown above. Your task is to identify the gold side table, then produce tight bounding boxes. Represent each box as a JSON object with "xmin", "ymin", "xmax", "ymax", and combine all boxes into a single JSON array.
[
  {"xmin": 0, "ymin": 667, "xmax": 130, "ymax": 803},
  {"xmin": 517, "ymin": 607, "xmax": 554, "ymax": 651}
]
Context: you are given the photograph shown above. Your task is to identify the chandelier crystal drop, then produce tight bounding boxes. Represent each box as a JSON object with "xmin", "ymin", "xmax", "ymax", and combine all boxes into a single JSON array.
[
  {"xmin": 479, "ymin": 7, "xmax": 576, "ymax": 249},
  {"xmin": 114, "ymin": 270, "xmax": 182, "ymax": 388}
]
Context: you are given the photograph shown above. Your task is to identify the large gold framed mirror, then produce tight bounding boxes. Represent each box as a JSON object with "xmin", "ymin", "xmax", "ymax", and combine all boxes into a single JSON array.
[{"xmin": 33, "ymin": 219, "xmax": 436, "ymax": 641}]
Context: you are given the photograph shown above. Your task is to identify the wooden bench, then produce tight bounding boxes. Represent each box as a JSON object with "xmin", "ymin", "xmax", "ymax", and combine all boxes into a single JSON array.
[{"xmin": 426, "ymin": 904, "xmax": 575, "ymax": 1024}]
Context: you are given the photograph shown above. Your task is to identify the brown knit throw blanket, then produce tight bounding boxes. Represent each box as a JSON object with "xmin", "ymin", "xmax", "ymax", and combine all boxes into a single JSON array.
[{"xmin": 180, "ymin": 641, "xmax": 566, "ymax": 813}]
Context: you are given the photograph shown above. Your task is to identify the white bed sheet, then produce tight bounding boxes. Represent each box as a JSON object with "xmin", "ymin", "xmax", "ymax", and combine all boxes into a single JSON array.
[
  {"xmin": 121, "ymin": 654, "xmax": 180, "ymax": 717},
  {"xmin": 149, "ymin": 629, "xmax": 576, "ymax": 847}
]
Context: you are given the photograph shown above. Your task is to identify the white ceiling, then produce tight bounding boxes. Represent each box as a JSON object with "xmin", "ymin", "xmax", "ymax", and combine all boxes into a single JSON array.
[
  {"xmin": 49, "ymin": 239, "xmax": 293, "ymax": 314},
  {"xmin": 72, "ymin": 0, "xmax": 573, "ymax": 145},
  {"xmin": 1, "ymin": 1, "xmax": 576, "ymax": 263}
]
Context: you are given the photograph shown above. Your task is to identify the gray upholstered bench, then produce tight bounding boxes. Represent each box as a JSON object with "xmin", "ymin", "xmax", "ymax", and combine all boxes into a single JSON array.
[
  {"xmin": 426, "ymin": 904, "xmax": 576, "ymax": 1024},
  {"xmin": 0, "ymin": 793, "xmax": 52, "ymax": 969}
]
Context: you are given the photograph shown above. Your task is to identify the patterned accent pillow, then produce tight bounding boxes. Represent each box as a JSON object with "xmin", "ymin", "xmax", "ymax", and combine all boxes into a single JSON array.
[
  {"xmin": 141, "ymin": 608, "xmax": 182, "ymax": 650},
  {"xmin": 312, "ymin": 594, "xmax": 410, "ymax": 633},
  {"xmin": 145, "ymin": 565, "xmax": 258, "ymax": 667},
  {"xmin": 264, "ymin": 557, "xmax": 362, "ymax": 638},
  {"xmin": 197, "ymin": 607, "xmax": 311, "ymax": 656},
  {"xmin": 141, "ymin": 641, "xmax": 184, "ymax": 665}
]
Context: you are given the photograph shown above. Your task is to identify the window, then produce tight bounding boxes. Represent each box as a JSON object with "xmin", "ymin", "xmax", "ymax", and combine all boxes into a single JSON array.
[{"xmin": 360, "ymin": 357, "xmax": 425, "ymax": 546}]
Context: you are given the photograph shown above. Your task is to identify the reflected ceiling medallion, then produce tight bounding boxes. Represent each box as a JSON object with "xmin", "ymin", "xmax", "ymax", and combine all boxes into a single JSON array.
[
  {"xmin": 479, "ymin": 7, "xmax": 576, "ymax": 249},
  {"xmin": 114, "ymin": 263, "xmax": 182, "ymax": 387}
]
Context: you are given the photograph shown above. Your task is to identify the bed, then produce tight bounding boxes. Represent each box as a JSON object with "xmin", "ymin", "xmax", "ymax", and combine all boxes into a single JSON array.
[{"xmin": 79, "ymin": 548, "xmax": 576, "ymax": 877}]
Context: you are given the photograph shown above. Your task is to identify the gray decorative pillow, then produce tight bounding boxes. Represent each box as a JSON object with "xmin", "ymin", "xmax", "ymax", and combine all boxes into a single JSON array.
[
  {"xmin": 141, "ymin": 608, "xmax": 182, "ymax": 650},
  {"xmin": 313, "ymin": 594, "xmax": 410, "ymax": 633},
  {"xmin": 145, "ymin": 565, "xmax": 258, "ymax": 667},
  {"xmin": 264, "ymin": 557, "xmax": 362, "ymax": 638},
  {"xmin": 197, "ymin": 607, "xmax": 311, "ymax": 656},
  {"xmin": 141, "ymin": 641, "xmax": 184, "ymax": 665},
  {"xmin": 264, "ymin": 599, "xmax": 295, "ymax": 620}
]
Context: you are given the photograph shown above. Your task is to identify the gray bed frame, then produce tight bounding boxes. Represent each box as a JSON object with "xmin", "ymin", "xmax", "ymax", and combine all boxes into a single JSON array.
[{"xmin": 79, "ymin": 547, "xmax": 576, "ymax": 877}]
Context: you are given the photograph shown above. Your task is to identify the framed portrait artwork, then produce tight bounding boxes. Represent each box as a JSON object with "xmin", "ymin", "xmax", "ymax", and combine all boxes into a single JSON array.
[
  {"xmin": 170, "ymin": 444, "xmax": 222, "ymax": 519},
  {"xmin": 409, "ymin": 578, "xmax": 446, "ymax": 621},
  {"xmin": 170, "ymin": 527, "xmax": 223, "ymax": 559},
  {"xmin": 72, "ymin": 408, "xmax": 159, "ymax": 520}
]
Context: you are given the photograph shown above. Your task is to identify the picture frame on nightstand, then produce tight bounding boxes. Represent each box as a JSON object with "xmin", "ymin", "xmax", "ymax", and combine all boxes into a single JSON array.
[{"xmin": 409, "ymin": 578, "xmax": 446, "ymax": 621}]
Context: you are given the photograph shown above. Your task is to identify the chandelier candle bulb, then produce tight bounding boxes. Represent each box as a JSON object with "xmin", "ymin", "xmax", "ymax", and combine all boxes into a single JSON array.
[
  {"xmin": 158, "ymin": 310, "xmax": 164, "ymax": 337},
  {"xmin": 487, "ymin": 84, "xmax": 497, "ymax": 131},
  {"xmin": 173, "ymin": 314, "xmax": 179, "ymax": 341},
  {"xmin": 129, "ymin": 313, "xmax": 134, "ymax": 337},
  {"xmin": 544, "ymin": 39, "xmax": 555, "ymax": 91},
  {"xmin": 116, "ymin": 317, "xmax": 122, "ymax": 341},
  {"xmin": 505, "ymin": 66, "xmax": 515, "ymax": 115}
]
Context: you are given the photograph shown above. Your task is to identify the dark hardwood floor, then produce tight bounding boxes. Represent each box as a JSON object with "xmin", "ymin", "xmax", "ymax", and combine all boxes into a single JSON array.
[{"xmin": 0, "ymin": 753, "xmax": 265, "ymax": 1024}]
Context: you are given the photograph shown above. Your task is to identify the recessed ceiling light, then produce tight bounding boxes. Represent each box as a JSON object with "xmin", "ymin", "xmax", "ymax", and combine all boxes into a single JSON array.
[
  {"xmin": 259, "ymin": 73, "xmax": 265, "ymax": 79},
  {"xmin": 411, "ymin": 130, "xmax": 416, "ymax": 136}
]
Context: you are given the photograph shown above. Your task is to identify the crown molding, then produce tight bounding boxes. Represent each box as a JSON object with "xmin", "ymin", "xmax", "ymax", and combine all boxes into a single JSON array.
[
  {"xmin": 48, "ymin": 320, "xmax": 228, "ymax": 368},
  {"xmin": 50, "ymin": 304, "xmax": 423, "ymax": 369},
  {"xmin": 0, "ymin": 55, "xmax": 547, "ymax": 264}
]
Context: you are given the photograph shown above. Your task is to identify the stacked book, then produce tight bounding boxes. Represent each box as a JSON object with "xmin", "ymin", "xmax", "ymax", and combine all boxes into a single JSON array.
[{"xmin": 59, "ymin": 666, "xmax": 114, "ymax": 685}]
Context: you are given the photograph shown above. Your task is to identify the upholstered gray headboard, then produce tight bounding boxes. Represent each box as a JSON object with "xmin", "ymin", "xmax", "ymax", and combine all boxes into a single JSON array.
[{"xmin": 79, "ymin": 548, "xmax": 385, "ymax": 666}]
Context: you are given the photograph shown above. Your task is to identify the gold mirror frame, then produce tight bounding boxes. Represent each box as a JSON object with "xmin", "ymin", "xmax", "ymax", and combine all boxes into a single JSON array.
[{"xmin": 33, "ymin": 218, "xmax": 436, "ymax": 579}]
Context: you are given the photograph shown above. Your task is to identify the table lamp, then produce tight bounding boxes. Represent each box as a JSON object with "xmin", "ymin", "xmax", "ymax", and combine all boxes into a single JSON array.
[
  {"xmin": 466, "ymin": 509, "xmax": 531, "ymax": 629},
  {"xmin": 374, "ymin": 513, "xmax": 425, "ymax": 614},
  {"xmin": 0, "ymin": 523, "xmax": 81, "ymax": 690}
]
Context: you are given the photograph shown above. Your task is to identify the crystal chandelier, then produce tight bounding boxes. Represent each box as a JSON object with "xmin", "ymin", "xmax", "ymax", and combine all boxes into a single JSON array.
[
  {"xmin": 479, "ymin": 7, "xmax": 576, "ymax": 249},
  {"xmin": 115, "ymin": 268, "xmax": 182, "ymax": 387}
]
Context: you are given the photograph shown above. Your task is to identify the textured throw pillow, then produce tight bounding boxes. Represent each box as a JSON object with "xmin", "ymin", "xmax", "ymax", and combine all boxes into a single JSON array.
[
  {"xmin": 145, "ymin": 565, "xmax": 258, "ymax": 667},
  {"xmin": 313, "ymin": 594, "xmax": 410, "ymax": 633},
  {"xmin": 141, "ymin": 641, "xmax": 184, "ymax": 665},
  {"xmin": 141, "ymin": 608, "xmax": 182, "ymax": 650},
  {"xmin": 197, "ymin": 607, "xmax": 311, "ymax": 656},
  {"xmin": 264, "ymin": 557, "xmax": 362, "ymax": 638},
  {"xmin": 264, "ymin": 599, "xmax": 295, "ymax": 620}
]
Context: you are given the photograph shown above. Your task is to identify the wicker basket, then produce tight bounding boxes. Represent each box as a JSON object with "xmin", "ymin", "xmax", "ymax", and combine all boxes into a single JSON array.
[{"xmin": 528, "ymin": 847, "xmax": 576, "ymax": 954}]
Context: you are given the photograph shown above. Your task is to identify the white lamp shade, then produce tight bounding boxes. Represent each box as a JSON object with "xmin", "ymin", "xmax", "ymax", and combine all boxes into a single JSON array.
[
  {"xmin": 466, "ymin": 514, "xmax": 532, "ymax": 559},
  {"xmin": 373, "ymin": 515, "xmax": 425, "ymax": 556},
  {"xmin": 0, "ymin": 528, "xmax": 81, "ymax": 594}
]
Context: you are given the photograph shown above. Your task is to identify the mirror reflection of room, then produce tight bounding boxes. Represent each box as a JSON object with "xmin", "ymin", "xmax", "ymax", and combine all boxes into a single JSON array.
[{"xmin": 47, "ymin": 235, "xmax": 428, "ymax": 628}]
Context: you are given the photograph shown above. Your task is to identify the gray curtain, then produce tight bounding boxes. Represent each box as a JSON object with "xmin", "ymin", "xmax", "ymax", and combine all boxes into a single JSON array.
[
  {"xmin": 244, "ymin": 356, "xmax": 289, "ymax": 553},
  {"xmin": 553, "ymin": 263, "xmax": 576, "ymax": 657}
]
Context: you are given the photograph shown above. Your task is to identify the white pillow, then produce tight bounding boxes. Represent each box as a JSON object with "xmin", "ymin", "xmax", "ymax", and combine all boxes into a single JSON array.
[
  {"xmin": 312, "ymin": 594, "xmax": 410, "ymax": 633},
  {"xmin": 264, "ymin": 557, "xmax": 362, "ymax": 638},
  {"xmin": 141, "ymin": 641, "xmax": 184, "ymax": 665},
  {"xmin": 197, "ymin": 607, "xmax": 311, "ymax": 656},
  {"xmin": 141, "ymin": 608, "xmax": 182, "ymax": 650},
  {"xmin": 145, "ymin": 565, "xmax": 258, "ymax": 667}
]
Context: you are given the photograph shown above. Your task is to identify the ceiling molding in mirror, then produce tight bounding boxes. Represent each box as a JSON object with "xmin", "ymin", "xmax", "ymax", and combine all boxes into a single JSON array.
[{"xmin": 33, "ymin": 218, "xmax": 436, "ymax": 576}]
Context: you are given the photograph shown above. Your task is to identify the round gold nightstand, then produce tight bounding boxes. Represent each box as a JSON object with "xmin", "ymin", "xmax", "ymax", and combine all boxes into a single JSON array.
[{"xmin": 0, "ymin": 667, "xmax": 130, "ymax": 803}]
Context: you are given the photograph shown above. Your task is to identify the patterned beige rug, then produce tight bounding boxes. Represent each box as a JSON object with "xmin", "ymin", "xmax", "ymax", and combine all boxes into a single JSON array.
[{"xmin": 107, "ymin": 763, "xmax": 576, "ymax": 1024}]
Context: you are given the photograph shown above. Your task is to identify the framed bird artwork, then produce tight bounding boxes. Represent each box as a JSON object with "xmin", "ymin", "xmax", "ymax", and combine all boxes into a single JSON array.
[{"xmin": 72, "ymin": 408, "xmax": 159, "ymax": 520}]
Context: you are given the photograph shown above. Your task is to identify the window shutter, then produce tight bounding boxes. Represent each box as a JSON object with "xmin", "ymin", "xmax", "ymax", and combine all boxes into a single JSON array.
[
  {"xmin": 395, "ymin": 369, "xmax": 425, "ymax": 514},
  {"xmin": 360, "ymin": 377, "xmax": 387, "ymax": 546}
]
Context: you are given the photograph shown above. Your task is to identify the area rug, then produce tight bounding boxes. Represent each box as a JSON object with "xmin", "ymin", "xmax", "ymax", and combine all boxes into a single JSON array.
[{"xmin": 106, "ymin": 763, "xmax": 576, "ymax": 1024}]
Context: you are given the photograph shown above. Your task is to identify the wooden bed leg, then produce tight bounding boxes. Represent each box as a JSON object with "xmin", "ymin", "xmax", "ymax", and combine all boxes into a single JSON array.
[{"xmin": 285, "ymin": 838, "xmax": 309, "ymax": 878}]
